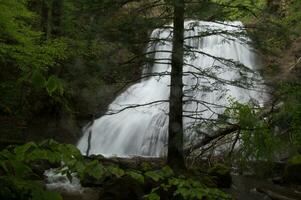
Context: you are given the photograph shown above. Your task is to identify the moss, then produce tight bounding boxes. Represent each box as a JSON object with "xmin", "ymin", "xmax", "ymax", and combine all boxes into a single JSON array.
[
  {"xmin": 141, "ymin": 162, "xmax": 152, "ymax": 171},
  {"xmin": 288, "ymin": 154, "xmax": 301, "ymax": 165},
  {"xmin": 208, "ymin": 164, "xmax": 232, "ymax": 188},
  {"xmin": 283, "ymin": 154, "xmax": 301, "ymax": 184},
  {"xmin": 98, "ymin": 176, "xmax": 145, "ymax": 200}
]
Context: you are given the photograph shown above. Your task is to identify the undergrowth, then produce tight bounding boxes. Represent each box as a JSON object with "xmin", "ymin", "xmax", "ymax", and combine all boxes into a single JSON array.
[{"xmin": 0, "ymin": 140, "xmax": 232, "ymax": 200}]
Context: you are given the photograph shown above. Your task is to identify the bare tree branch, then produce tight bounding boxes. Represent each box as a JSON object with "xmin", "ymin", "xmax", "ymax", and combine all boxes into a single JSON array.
[
  {"xmin": 184, "ymin": 124, "xmax": 240, "ymax": 155},
  {"xmin": 106, "ymin": 100, "xmax": 169, "ymax": 115}
]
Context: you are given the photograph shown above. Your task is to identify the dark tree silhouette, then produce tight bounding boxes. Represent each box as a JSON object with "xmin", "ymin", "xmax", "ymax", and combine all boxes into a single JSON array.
[{"xmin": 167, "ymin": 0, "xmax": 186, "ymax": 169}]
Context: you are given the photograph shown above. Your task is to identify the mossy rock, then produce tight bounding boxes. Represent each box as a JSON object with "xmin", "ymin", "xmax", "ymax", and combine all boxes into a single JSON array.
[
  {"xmin": 283, "ymin": 155, "xmax": 301, "ymax": 184},
  {"xmin": 98, "ymin": 175, "xmax": 145, "ymax": 200},
  {"xmin": 208, "ymin": 164, "xmax": 232, "ymax": 188},
  {"xmin": 187, "ymin": 168, "xmax": 217, "ymax": 187}
]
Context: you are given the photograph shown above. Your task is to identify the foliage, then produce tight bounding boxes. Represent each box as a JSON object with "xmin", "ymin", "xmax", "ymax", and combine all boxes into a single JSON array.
[
  {"xmin": 144, "ymin": 176, "xmax": 231, "ymax": 200},
  {"xmin": 217, "ymin": 0, "xmax": 266, "ymax": 20},
  {"xmin": 0, "ymin": 139, "xmax": 91, "ymax": 199},
  {"xmin": 288, "ymin": 154, "xmax": 301, "ymax": 165},
  {"xmin": 283, "ymin": 154, "xmax": 301, "ymax": 184},
  {"xmin": 284, "ymin": 0, "xmax": 301, "ymax": 35},
  {"xmin": 274, "ymin": 83, "xmax": 301, "ymax": 149},
  {"xmin": 222, "ymin": 82, "xmax": 301, "ymax": 171},
  {"xmin": 0, "ymin": 0, "xmax": 68, "ymax": 89},
  {"xmin": 248, "ymin": 0, "xmax": 301, "ymax": 54},
  {"xmin": 0, "ymin": 0, "xmax": 69, "ymax": 120},
  {"xmin": 0, "ymin": 0, "xmax": 163, "ymax": 132},
  {"xmin": 0, "ymin": 140, "xmax": 78, "ymax": 200},
  {"xmin": 0, "ymin": 140, "xmax": 232, "ymax": 200},
  {"xmin": 185, "ymin": 0, "xmax": 266, "ymax": 21},
  {"xmin": 143, "ymin": 166, "xmax": 231, "ymax": 200},
  {"xmin": 224, "ymin": 100, "xmax": 282, "ymax": 162}
]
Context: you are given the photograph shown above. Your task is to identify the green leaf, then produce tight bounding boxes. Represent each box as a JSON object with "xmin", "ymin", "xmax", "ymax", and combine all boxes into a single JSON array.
[
  {"xmin": 32, "ymin": 188, "xmax": 62, "ymax": 200},
  {"xmin": 174, "ymin": 187, "xmax": 191, "ymax": 199},
  {"xmin": 145, "ymin": 171, "xmax": 163, "ymax": 182},
  {"xmin": 45, "ymin": 75, "xmax": 64, "ymax": 96},
  {"xmin": 46, "ymin": 75, "xmax": 58, "ymax": 95},
  {"xmin": 44, "ymin": 191, "xmax": 63, "ymax": 200},
  {"xmin": 1, "ymin": 161, "xmax": 9, "ymax": 173},
  {"xmin": 107, "ymin": 166, "xmax": 125, "ymax": 177},
  {"xmin": 0, "ymin": 149, "xmax": 14, "ymax": 159},
  {"xmin": 31, "ymin": 71, "xmax": 46, "ymax": 88},
  {"xmin": 11, "ymin": 160, "xmax": 32, "ymax": 177},
  {"xmin": 161, "ymin": 166, "xmax": 174, "ymax": 177},
  {"xmin": 86, "ymin": 161, "xmax": 104, "ymax": 180},
  {"xmin": 26, "ymin": 149, "xmax": 49, "ymax": 161},
  {"xmin": 144, "ymin": 192, "xmax": 160, "ymax": 200},
  {"xmin": 127, "ymin": 170, "xmax": 144, "ymax": 183},
  {"xmin": 14, "ymin": 142, "xmax": 37, "ymax": 160}
]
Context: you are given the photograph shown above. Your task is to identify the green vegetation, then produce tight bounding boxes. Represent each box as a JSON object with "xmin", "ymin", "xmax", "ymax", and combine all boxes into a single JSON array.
[
  {"xmin": 0, "ymin": 0, "xmax": 68, "ymax": 113},
  {"xmin": 283, "ymin": 154, "xmax": 301, "ymax": 183},
  {"xmin": 223, "ymin": 100, "xmax": 281, "ymax": 161},
  {"xmin": 0, "ymin": 140, "xmax": 231, "ymax": 200},
  {"xmin": 0, "ymin": 0, "xmax": 155, "ymax": 143}
]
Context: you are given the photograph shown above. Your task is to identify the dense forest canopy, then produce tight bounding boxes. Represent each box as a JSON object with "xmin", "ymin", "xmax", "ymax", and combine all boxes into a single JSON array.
[{"xmin": 1, "ymin": 0, "xmax": 301, "ymax": 199}]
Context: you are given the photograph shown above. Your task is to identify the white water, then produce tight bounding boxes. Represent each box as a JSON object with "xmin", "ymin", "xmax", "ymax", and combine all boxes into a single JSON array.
[
  {"xmin": 77, "ymin": 21, "xmax": 266, "ymax": 157},
  {"xmin": 44, "ymin": 169, "xmax": 82, "ymax": 193}
]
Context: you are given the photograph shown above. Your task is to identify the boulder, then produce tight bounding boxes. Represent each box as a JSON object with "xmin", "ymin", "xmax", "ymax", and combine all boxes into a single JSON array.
[
  {"xmin": 98, "ymin": 175, "xmax": 144, "ymax": 200},
  {"xmin": 208, "ymin": 164, "xmax": 232, "ymax": 188},
  {"xmin": 283, "ymin": 154, "xmax": 301, "ymax": 184}
]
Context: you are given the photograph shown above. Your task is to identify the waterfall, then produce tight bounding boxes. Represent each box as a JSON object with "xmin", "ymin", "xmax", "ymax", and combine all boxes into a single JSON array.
[{"xmin": 77, "ymin": 21, "xmax": 266, "ymax": 157}]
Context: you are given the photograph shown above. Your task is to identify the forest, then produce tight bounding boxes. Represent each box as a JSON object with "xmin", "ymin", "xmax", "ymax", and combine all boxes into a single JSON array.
[{"xmin": 1, "ymin": 0, "xmax": 301, "ymax": 199}]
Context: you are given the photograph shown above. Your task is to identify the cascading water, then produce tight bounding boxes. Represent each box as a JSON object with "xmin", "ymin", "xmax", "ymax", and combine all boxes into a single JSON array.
[{"xmin": 77, "ymin": 21, "xmax": 266, "ymax": 157}]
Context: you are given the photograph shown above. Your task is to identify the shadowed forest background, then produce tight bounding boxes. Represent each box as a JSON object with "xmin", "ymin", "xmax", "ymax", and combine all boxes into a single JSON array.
[{"xmin": 1, "ymin": 0, "xmax": 301, "ymax": 200}]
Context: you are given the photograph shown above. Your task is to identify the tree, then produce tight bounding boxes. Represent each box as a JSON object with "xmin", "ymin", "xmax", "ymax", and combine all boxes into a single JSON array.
[
  {"xmin": 0, "ymin": 0, "xmax": 67, "ymax": 112},
  {"xmin": 166, "ymin": 0, "xmax": 263, "ymax": 168},
  {"xmin": 168, "ymin": 0, "xmax": 186, "ymax": 169}
]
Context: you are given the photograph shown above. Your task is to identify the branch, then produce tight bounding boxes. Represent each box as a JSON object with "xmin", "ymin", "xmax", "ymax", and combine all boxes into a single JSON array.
[
  {"xmin": 184, "ymin": 102, "xmax": 281, "ymax": 155},
  {"xmin": 289, "ymin": 56, "xmax": 301, "ymax": 72},
  {"xmin": 106, "ymin": 100, "xmax": 169, "ymax": 115},
  {"xmin": 184, "ymin": 125, "xmax": 240, "ymax": 155}
]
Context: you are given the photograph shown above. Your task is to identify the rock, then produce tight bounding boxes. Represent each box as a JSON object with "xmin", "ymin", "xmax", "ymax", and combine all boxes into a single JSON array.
[
  {"xmin": 84, "ymin": 156, "xmax": 165, "ymax": 170},
  {"xmin": 283, "ymin": 155, "xmax": 301, "ymax": 184},
  {"xmin": 98, "ymin": 175, "xmax": 145, "ymax": 200},
  {"xmin": 256, "ymin": 188, "xmax": 296, "ymax": 200},
  {"xmin": 208, "ymin": 164, "xmax": 232, "ymax": 188},
  {"xmin": 88, "ymin": 154, "xmax": 106, "ymax": 160},
  {"xmin": 51, "ymin": 187, "xmax": 101, "ymax": 200},
  {"xmin": 272, "ymin": 177, "xmax": 285, "ymax": 185}
]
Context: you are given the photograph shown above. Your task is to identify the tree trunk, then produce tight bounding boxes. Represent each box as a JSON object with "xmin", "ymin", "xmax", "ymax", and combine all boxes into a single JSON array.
[
  {"xmin": 41, "ymin": 0, "xmax": 52, "ymax": 39},
  {"xmin": 51, "ymin": 0, "xmax": 63, "ymax": 36},
  {"xmin": 167, "ymin": 0, "xmax": 185, "ymax": 170}
]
